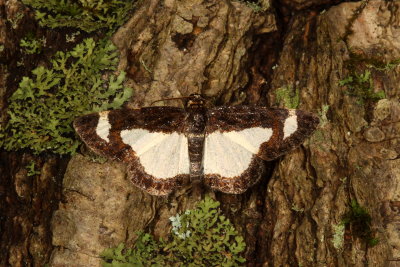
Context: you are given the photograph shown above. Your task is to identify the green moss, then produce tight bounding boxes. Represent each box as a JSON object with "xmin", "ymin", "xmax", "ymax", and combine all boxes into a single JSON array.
[
  {"xmin": 101, "ymin": 234, "xmax": 167, "ymax": 266},
  {"xmin": 275, "ymin": 85, "xmax": 300, "ymax": 109},
  {"xmin": 87, "ymin": 153, "xmax": 108, "ymax": 164},
  {"xmin": 342, "ymin": 200, "xmax": 378, "ymax": 247},
  {"xmin": 101, "ymin": 196, "xmax": 246, "ymax": 266},
  {"xmin": 346, "ymin": 52, "xmax": 400, "ymax": 71},
  {"xmin": 3, "ymin": 38, "xmax": 133, "ymax": 155},
  {"xmin": 291, "ymin": 203, "xmax": 304, "ymax": 213},
  {"xmin": 7, "ymin": 12, "xmax": 25, "ymax": 29},
  {"xmin": 339, "ymin": 53, "xmax": 400, "ymax": 105},
  {"xmin": 235, "ymin": 0, "xmax": 269, "ymax": 12},
  {"xmin": 367, "ymin": 58, "xmax": 400, "ymax": 72},
  {"xmin": 0, "ymin": 126, "xmax": 4, "ymax": 148},
  {"xmin": 20, "ymin": 35, "xmax": 43, "ymax": 54},
  {"xmin": 22, "ymin": 0, "xmax": 135, "ymax": 33},
  {"xmin": 339, "ymin": 69, "xmax": 385, "ymax": 104},
  {"xmin": 26, "ymin": 160, "xmax": 41, "ymax": 176}
]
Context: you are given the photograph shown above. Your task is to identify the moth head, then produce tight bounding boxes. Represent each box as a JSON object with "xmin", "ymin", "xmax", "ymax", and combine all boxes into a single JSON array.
[{"xmin": 187, "ymin": 94, "xmax": 205, "ymax": 108}]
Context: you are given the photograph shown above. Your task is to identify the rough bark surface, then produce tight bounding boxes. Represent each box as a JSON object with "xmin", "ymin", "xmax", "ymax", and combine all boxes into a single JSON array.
[
  {"xmin": 112, "ymin": 0, "xmax": 276, "ymax": 106},
  {"xmin": 262, "ymin": 1, "xmax": 400, "ymax": 266},
  {"xmin": 1, "ymin": 0, "xmax": 400, "ymax": 266}
]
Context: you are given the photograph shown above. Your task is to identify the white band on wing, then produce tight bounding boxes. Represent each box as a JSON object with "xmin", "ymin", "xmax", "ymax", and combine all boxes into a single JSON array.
[
  {"xmin": 120, "ymin": 129, "xmax": 190, "ymax": 179},
  {"xmin": 283, "ymin": 110, "xmax": 298, "ymax": 139},
  {"xmin": 96, "ymin": 111, "xmax": 111, "ymax": 142},
  {"xmin": 203, "ymin": 127, "xmax": 273, "ymax": 178}
]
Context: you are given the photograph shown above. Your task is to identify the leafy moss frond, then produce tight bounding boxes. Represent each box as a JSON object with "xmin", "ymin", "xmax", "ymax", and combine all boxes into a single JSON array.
[
  {"xmin": 101, "ymin": 196, "xmax": 246, "ymax": 266},
  {"xmin": 22, "ymin": 0, "xmax": 135, "ymax": 33},
  {"xmin": 3, "ymin": 38, "xmax": 132, "ymax": 155}
]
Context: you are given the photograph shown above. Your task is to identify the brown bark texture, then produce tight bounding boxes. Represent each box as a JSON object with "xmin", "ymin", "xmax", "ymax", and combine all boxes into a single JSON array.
[{"xmin": 1, "ymin": 0, "xmax": 400, "ymax": 266}]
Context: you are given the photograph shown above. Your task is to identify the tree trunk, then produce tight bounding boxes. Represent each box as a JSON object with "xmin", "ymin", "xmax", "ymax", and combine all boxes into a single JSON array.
[{"xmin": 1, "ymin": 0, "xmax": 399, "ymax": 266}]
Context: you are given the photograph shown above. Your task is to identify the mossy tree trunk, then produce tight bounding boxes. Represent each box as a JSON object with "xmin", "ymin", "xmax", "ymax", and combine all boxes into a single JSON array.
[
  {"xmin": 1, "ymin": 0, "xmax": 400, "ymax": 266},
  {"xmin": 1, "ymin": 1, "xmax": 70, "ymax": 266}
]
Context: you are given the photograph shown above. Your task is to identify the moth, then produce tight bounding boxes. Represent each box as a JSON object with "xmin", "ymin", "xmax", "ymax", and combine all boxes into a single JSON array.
[{"xmin": 73, "ymin": 94, "xmax": 319, "ymax": 196}]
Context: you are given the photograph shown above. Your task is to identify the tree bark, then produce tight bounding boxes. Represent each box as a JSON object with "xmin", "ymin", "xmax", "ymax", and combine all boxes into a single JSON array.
[
  {"xmin": 1, "ymin": 1, "xmax": 69, "ymax": 266},
  {"xmin": 1, "ymin": 0, "xmax": 400, "ymax": 266}
]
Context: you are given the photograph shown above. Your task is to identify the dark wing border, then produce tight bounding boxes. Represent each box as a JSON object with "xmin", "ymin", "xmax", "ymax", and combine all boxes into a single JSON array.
[
  {"xmin": 203, "ymin": 106, "xmax": 318, "ymax": 194},
  {"xmin": 73, "ymin": 107, "xmax": 189, "ymax": 195},
  {"xmin": 206, "ymin": 106, "xmax": 319, "ymax": 161},
  {"xmin": 204, "ymin": 155, "xmax": 265, "ymax": 194},
  {"xmin": 127, "ymin": 157, "xmax": 188, "ymax": 196}
]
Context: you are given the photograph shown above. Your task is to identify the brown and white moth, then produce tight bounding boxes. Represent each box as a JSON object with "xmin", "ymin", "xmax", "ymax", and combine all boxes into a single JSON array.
[{"xmin": 73, "ymin": 94, "xmax": 319, "ymax": 196}]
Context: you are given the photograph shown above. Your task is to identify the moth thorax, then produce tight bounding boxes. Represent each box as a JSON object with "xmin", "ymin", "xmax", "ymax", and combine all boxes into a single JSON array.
[{"xmin": 187, "ymin": 94, "xmax": 205, "ymax": 108}]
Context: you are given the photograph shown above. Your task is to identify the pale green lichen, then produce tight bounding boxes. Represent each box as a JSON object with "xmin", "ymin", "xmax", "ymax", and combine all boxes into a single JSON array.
[
  {"xmin": 275, "ymin": 85, "xmax": 300, "ymax": 109},
  {"xmin": 309, "ymin": 104, "xmax": 330, "ymax": 149},
  {"xmin": 169, "ymin": 212, "xmax": 192, "ymax": 239},
  {"xmin": 2, "ymin": 38, "xmax": 132, "ymax": 155},
  {"xmin": 235, "ymin": 0, "xmax": 269, "ymax": 12},
  {"xmin": 88, "ymin": 153, "xmax": 108, "ymax": 164},
  {"xmin": 318, "ymin": 104, "xmax": 329, "ymax": 127},
  {"xmin": 332, "ymin": 223, "xmax": 345, "ymax": 250},
  {"xmin": 101, "ymin": 196, "xmax": 246, "ymax": 266},
  {"xmin": 291, "ymin": 203, "xmax": 304, "ymax": 213},
  {"xmin": 65, "ymin": 31, "xmax": 81, "ymax": 43}
]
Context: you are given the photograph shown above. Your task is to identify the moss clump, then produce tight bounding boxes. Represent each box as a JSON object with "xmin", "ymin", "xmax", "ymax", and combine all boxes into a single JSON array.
[
  {"xmin": 101, "ymin": 196, "xmax": 246, "ymax": 266},
  {"xmin": 2, "ymin": 38, "xmax": 132, "ymax": 155},
  {"xmin": 367, "ymin": 58, "xmax": 400, "ymax": 72},
  {"xmin": 26, "ymin": 160, "xmax": 41, "ymax": 176},
  {"xmin": 22, "ymin": 0, "xmax": 135, "ymax": 33},
  {"xmin": 7, "ymin": 11, "xmax": 25, "ymax": 29},
  {"xmin": 275, "ymin": 85, "xmax": 300, "ymax": 109},
  {"xmin": 342, "ymin": 200, "xmax": 379, "ymax": 247},
  {"xmin": 101, "ymin": 234, "xmax": 167, "ymax": 266},
  {"xmin": 20, "ymin": 35, "xmax": 43, "ymax": 54},
  {"xmin": 339, "ymin": 69, "xmax": 385, "ymax": 104},
  {"xmin": 239, "ymin": 0, "xmax": 269, "ymax": 12}
]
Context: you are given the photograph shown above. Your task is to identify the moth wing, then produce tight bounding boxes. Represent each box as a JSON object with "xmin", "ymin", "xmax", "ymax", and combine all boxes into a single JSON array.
[
  {"xmin": 203, "ymin": 106, "xmax": 319, "ymax": 193},
  {"xmin": 73, "ymin": 107, "xmax": 190, "ymax": 196}
]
